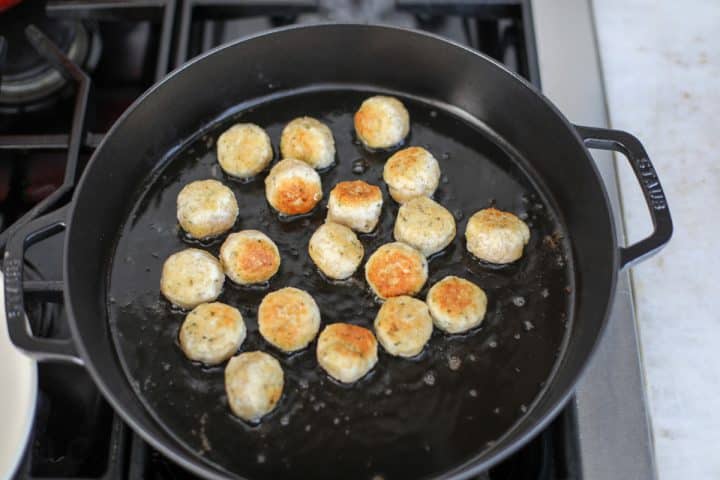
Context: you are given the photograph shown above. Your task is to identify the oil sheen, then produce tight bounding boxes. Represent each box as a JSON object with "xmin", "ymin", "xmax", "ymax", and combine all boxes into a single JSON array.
[{"xmin": 107, "ymin": 89, "xmax": 573, "ymax": 480}]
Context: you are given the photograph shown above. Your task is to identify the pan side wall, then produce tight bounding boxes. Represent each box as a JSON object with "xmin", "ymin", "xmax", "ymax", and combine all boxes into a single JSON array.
[{"xmin": 65, "ymin": 25, "xmax": 617, "ymax": 478}]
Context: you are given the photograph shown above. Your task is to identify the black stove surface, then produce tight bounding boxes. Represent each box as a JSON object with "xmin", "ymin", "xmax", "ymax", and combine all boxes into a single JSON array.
[{"xmin": 1, "ymin": 1, "xmax": 577, "ymax": 479}]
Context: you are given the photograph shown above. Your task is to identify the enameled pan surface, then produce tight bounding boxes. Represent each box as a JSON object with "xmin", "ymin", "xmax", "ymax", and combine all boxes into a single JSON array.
[{"xmin": 107, "ymin": 88, "xmax": 573, "ymax": 479}]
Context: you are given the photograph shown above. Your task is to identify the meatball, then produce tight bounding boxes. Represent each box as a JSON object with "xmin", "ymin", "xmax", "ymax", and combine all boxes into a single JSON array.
[
  {"xmin": 225, "ymin": 351, "xmax": 284, "ymax": 422},
  {"xmin": 219, "ymin": 230, "xmax": 281, "ymax": 285},
  {"xmin": 178, "ymin": 302, "xmax": 246, "ymax": 365},
  {"xmin": 426, "ymin": 276, "xmax": 487, "ymax": 334},
  {"xmin": 280, "ymin": 116, "xmax": 336, "ymax": 170},
  {"xmin": 258, "ymin": 287, "xmax": 321, "ymax": 352},
  {"xmin": 160, "ymin": 249, "xmax": 224, "ymax": 309},
  {"xmin": 176, "ymin": 179, "xmax": 238, "ymax": 240},
  {"xmin": 217, "ymin": 123, "xmax": 273, "ymax": 179},
  {"xmin": 374, "ymin": 296, "xmax": 433, "ymax": 358},
  {"xmin": 265, "ymin": 158, "xmax": 323, "ymax": 215},
  {"xmin": 365, "ymin": 242, "xmax": 428, "ymax": 299},
  {"xmin": 465, "ymin": 208, "xmax": 530, "ymax": 264},
  {"xmin": 354, "ymin": 95, "xmax": 410, "ymax": 149},
  {"xmin": 394, "ymin": 196, "xmax": 456, "ymax": 256},
  {"xmin": 316, "ymin": 323, "xmax": 378, "ymax": 383},
  {"xmin": 308, "ymin": 222, "xmax": 364, "ymax": 280},
  {"xmin": 383, "ymin": 147, "xmax": 441, "ymax": 203},
  {"xmin": 326, "ymin": 180, "xmax": 383, "ymax": 233}
]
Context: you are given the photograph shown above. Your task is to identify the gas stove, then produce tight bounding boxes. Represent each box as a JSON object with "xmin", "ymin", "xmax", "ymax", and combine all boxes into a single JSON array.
[{"xmin": 0, "ymin": 1, "xmax": 655, "ymax": 479}]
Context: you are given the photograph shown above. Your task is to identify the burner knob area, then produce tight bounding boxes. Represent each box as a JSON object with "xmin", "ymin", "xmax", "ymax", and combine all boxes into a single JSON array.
[{"xmin": 0, "ymin": 1, "xmax": 100, "ymax": 113}]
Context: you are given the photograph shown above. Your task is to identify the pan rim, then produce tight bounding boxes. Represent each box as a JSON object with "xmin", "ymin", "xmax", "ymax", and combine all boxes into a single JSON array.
[
  {"xmin": 64, "ymin": 23, "xmax": 620, "ymax": 480},
  {"xmin": 110, "ymin": 82, "xmax": 581, "ymax": 479}
]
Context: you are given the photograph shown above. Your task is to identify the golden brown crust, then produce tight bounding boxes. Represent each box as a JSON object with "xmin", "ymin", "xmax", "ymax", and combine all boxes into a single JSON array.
[
  {"xmin": 384, "ymin": 146, "xmax": 426, "ymax": 175},
  {"xmin": 258, "ymin": 288, "xmax": 320, "ymax": 352},
  {"xmin": 353, "ymin": 102, "xmax": 387, "ymax": 145},
  {"xmin": 234, "ymin": 240, "xmax": 279, "ymax": 283},
  {"xmin": 317, "ymin": 324, "xmax": 378, "ymax": 383},
  {"xmin": 365, "ymin": 243, "xmax": 428, "ymax": 299},
  {"xmin": 426, "ymin": 276, "xmax": 487, "ymax": 334},
  {"xmin": 265, "ymin": 158, "xmax": 323, "ymax": 216},
  {"xmin": 327, "ymin": 180, "xmax": 383, "ymax": 233},
  {"xmin": 377, "ymin": 299, "xmax": 416, "ymax": 337},
  {"xmin": 260, "ymin": 296, "xmax": 308, "ymax": 333},
  {"xmin": 285, "ymin": 128, "xmax": 313, "ymax": 157},
  {"xmin": 353, "ymin": 108, "xmax": 374, "ymax": 141},
  {"xmin": 332, "ymin": 180, "xmax": 382, "ymax": 206},
  {"xmin": 474, "ymin": 207, "xmax": 523, "ymax": 228},
  {"xmin": 431, "ymin": 277, "xmax": 476, "ymax": 316},
  {"xmin": 272, "ymin": 177, "xmax": 322, "ymax": 215},
  {"xmin": 220, "ymin": 231, "xmax": 281, "ymax": 285},
  {"xmin": 320, "ymin": 323, "xmax": 376, "ymax": 360}
]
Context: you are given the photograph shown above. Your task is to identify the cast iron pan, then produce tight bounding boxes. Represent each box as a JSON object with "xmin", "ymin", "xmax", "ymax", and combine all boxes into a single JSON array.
[
  {"xmin": 3, "ymin": 25, "xmax": 673, "ymax": 480},
  {"xmin": 107, "ymin": 87, "xmax": 573, "ymax": 480}
]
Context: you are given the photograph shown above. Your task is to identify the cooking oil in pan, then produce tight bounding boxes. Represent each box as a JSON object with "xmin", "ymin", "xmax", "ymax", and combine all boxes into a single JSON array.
[{"xmin": 107, "ymin": 88, "xmax": 573, "ymax": 480}]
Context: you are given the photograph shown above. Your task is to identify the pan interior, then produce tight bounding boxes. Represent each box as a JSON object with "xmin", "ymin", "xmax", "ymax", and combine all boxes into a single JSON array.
[{"xmin": 107, "ymin": 88, "xmax": 573, "ymax": 480}]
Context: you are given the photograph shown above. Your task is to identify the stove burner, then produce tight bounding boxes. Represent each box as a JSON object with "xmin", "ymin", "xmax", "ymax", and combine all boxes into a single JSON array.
[{"xmin": 0, "ymin": 1, "xmax": 100, "ymax": 113}]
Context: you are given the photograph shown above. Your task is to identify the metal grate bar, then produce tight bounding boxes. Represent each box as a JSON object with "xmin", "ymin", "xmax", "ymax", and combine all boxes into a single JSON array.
[
  {"xmin": 0, "ymin": 26, "xmax": 90, "ymax": 251},
  {"xmin": 47, "ymin": 0, "xmax": 176, "ymax": 81},
  {"xmin": 174, "ymin": 0, "xmax": 316, "ymax": 67}
]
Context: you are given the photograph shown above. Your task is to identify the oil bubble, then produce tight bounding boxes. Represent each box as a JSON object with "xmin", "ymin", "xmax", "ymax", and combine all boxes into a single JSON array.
[
  {"xmin": 512, "ymin": 296, "xmax": 526, "ymax": 307},
  {"xmin": 352, "ymin": 158, "xmax": 369, "ymax": 174},
  {"xmin": 448, "ymin": 355, "xmax": 462, "ymax": 371}
]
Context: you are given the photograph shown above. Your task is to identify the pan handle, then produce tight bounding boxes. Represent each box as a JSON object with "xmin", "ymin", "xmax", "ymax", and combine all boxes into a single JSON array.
[
  {"xmin": 575, "ymin": 125, "xmax": 673, "ymax": 269},
  {"xmin": 3, "ymin": 205, "xmax": 82, "ymax": 364}
]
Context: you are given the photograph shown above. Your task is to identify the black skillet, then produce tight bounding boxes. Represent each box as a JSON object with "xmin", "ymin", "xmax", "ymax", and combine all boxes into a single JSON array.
[{"xmin": 4, "ymin": 25, "xmax": 672, "ymax": 480}]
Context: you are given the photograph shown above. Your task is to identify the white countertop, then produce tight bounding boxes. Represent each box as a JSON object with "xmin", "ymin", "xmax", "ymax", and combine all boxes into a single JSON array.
[{"xmin": 594, "ymin": 1, "xmax": 720, "ymax": 478}]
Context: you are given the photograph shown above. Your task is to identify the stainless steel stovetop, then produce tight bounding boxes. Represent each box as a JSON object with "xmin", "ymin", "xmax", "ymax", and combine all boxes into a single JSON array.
[{"xmin": 532, "ymin": 1, "xmax": 656, "ymax": 478}]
